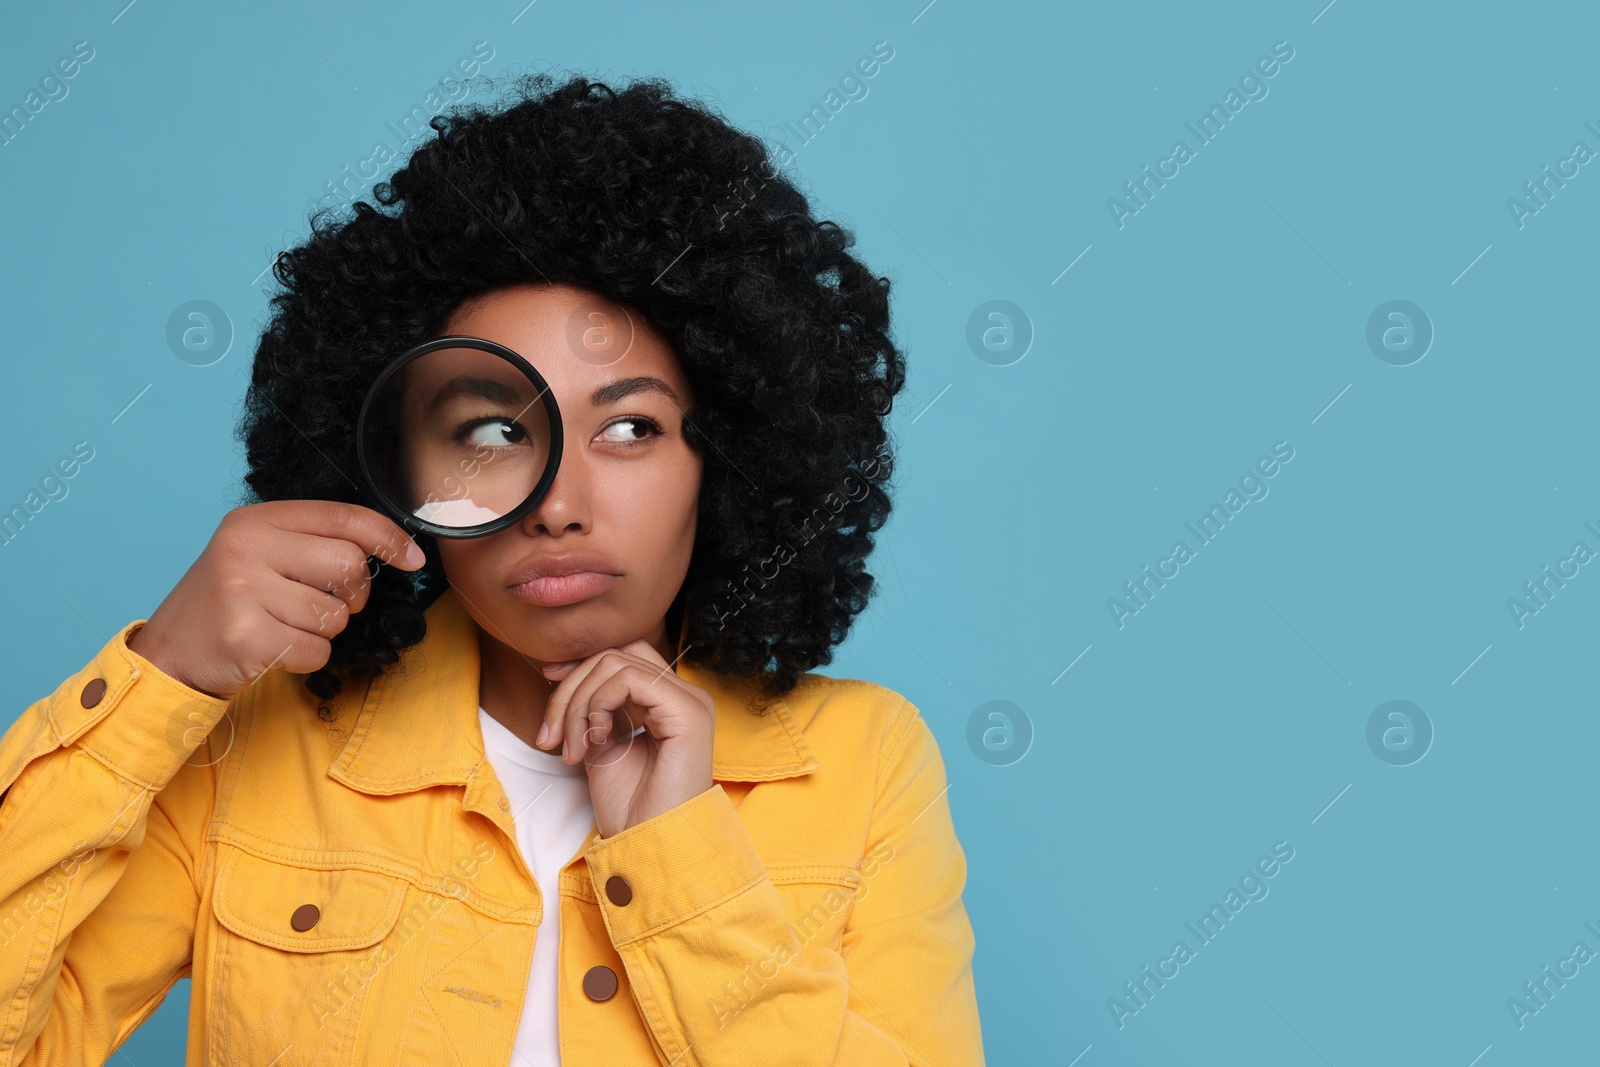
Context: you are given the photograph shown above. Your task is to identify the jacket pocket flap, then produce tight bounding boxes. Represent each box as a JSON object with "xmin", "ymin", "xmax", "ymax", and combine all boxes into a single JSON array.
[
  {"xmin": 212, "ymin": 844, "xmax": 409, "ymax": 952},
  {"xmin": 767, "ymin": 863, "xmax": 862, "ymax": 890}
]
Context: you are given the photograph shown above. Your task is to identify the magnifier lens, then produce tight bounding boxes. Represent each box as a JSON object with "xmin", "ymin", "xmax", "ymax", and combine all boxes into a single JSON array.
[{"xmin": 362, "ymin": 344, "xmax": 554, "ymax": 533}]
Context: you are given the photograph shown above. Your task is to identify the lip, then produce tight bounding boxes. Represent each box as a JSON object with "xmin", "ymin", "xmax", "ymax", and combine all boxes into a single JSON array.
[
  {"xmin": 506, "ymin": 550, "xmax": 622, "ymax": 608},
  {"xmin": 511, "ymin": 571, "xmax": 620, "ymax": 607}
]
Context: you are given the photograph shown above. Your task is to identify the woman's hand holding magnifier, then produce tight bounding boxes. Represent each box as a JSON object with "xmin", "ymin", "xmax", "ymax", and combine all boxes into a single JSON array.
[{"xmin": 127, "ymin": 500, "xmax": 426, "ymax": 702}]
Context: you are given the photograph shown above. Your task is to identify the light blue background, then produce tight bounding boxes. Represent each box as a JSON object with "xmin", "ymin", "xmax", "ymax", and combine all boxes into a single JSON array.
[{"xmin": 3, "ymin": 1, "xmax": 1596, "ymax": 1063}]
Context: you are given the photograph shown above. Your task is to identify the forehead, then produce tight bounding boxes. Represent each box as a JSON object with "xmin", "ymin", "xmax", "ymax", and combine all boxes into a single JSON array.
[{"xmin": 441, "ymin": 283, "xmax": 690, "ymax": 405}]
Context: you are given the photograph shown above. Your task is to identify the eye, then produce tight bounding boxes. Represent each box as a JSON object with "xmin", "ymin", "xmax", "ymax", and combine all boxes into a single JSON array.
[
  {"xmin": 598, "ymin": 416, "xmax": 663, "ymax": 445},
  {"xmin": 457, "ymin": 418, "xmax": 528, "ymax": 448}
]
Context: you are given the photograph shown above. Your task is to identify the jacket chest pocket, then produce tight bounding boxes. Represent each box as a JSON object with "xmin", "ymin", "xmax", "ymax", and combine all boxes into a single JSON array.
[
  {"xmin": 769, "ymin": 864, "xmax": 864, "ymax": 952},
  {"xmin": 207, "ymin": 843, "xmax": 414, "ymax": 1067}
]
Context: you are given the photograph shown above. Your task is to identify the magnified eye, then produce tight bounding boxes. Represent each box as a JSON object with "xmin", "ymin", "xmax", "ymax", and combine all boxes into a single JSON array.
[{"xmin": 460, "ymin": 418, "xmax": 528, "ymax": 448}]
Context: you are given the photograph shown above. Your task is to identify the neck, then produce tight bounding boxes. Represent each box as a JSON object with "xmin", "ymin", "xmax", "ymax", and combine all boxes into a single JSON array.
[{"xmin": 476, "ymin": 617, "xmax": 677, "ymax": 749}]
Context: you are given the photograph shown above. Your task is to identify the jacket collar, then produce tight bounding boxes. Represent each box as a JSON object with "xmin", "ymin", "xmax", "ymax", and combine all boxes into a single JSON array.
[{"xmin": 327, "ymin": 586, "xmax": 818, "ymax": 795}]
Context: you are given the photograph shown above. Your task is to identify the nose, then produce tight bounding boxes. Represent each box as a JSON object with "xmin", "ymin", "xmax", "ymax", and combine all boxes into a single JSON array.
[{"xmin": 521, "ymin": 431, "xmax": 591, "ymax": 536}]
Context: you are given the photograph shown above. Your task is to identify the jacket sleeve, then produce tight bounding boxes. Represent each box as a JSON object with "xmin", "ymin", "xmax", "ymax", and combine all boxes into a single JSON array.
[
  {"xmin": 582, "ymin": 698, "xmax": 985, "ymax": 1066},
  {"xmin": 0, "ymin": 619, "xmax": 231, "ymax": 1067}
]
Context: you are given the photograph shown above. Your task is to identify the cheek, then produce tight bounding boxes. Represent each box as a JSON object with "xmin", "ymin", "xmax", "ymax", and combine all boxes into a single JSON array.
[
  {"xmin": 433, "ymin": 539, "xmax": 490, "ymax": 593},
  {"xmin": 606, "ymin": 459, "xmax": 700, "ymax": 564}
]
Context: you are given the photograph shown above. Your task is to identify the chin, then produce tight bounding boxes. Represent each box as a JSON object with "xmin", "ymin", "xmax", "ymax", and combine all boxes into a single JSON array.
[{"xmin": 490, "ymin": 609, "xmax": 634, "ymax": 663}]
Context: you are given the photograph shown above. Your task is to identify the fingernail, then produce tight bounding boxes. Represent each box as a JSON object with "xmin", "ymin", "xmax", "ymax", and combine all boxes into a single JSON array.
[
  {"xmin": 404, "ymin": 540, "xmax": 426, "ymax": 568},
  {"xmin": 536, "ymin": 722, "xmax": 550, "ymax": 747}
]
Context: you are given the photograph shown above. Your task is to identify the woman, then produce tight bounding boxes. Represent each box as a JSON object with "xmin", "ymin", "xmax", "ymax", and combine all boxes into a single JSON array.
[{"xmin": 0, "ymin": 74, "xmax": 983, "ymax": 1065}]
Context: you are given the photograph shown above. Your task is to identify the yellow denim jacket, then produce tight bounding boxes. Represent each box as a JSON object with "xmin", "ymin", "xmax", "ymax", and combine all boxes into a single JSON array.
[{"xmin": 0, "ymin": 586, "xmax": 984, "ymax": 1066}]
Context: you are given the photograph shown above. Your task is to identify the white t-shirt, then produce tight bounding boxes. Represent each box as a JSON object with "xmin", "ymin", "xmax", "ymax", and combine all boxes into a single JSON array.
[{"xmin": 477, "ymin": 707, "xmax": 597, "ymax": 1067}]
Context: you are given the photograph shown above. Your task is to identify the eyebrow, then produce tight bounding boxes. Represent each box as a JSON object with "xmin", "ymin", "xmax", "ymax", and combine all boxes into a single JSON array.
[
  {"xmin": 590, "ymin": 376, "xmax": 681, "ymax": 407},
  {"xmin": 427, "ymin": 373, "xmax": 680, "ymax": 411},
  {"xmin": 427, "ymin": 375, "xmax": 524, "ymax": 413}
]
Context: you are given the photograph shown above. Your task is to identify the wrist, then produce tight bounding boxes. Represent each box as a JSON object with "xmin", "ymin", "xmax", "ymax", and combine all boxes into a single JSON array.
[
  {"xmin": 126, "ymin": 624, "xmax": 231, "ymax": 701},
  {"xmin": 612, "ymin": 778, "xmax": 718, "ymax": 837}
]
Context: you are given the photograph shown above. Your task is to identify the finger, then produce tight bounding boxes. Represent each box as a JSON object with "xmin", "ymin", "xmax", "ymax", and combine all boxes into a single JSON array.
[
  {"xmin": 539, "ymin": 645, "xmax": 671, "ymax": 755},
  {"xmin": 259, "ymin": 574, "xmax": 357, "ymax": 638},
  {"xmin": 537, "ymin": 657, "xmax": 585, "ymax": 683},
  {"xmin": 254, "ymin": 615, "xmax": 334, "ymax": 678},
  {"xmin": 264, "ymin": 500, "xmax": 426, "ymax": 572},
  {"xmin": 587, "ymin": 669, "xmax": 679, "ymax": 732},
  {"xmin": 581, "ymin": 707, "xmax": 615, "ymax": 762},
  {"xmin": 539, "ymin": 647, "xmax": 636, "ymax": 753},
  {"xmin": 569, "ymin": 659, "xmax": 675, "ymax": 763},
  {"xmin": 546, "ymin": 639, "xmax": 674, "ymax": 751},
  {"xmin": 582, "ymin": 704, "xmax": 646, "ymax": 769},
  {"xmin": 264, "ymin": 532, "xmax": 377, "ymax": 612},
  {"xmin": 537, "ymin": 653, "xmax": 601, "ymax": 753},
  {"xmin": 575, "ymin": 679, "xmax": 657, "ymax": 765},
  {"xmin": 615, "ymin": 637, "xmax": 674, "ymax": 673},
  {"xmin": 561, "ymin": 652, "xmax": 633, "ymax": 763},
  {"xmin": 571, "ymin": 687, "xmax": 647, "ymax": 764}
]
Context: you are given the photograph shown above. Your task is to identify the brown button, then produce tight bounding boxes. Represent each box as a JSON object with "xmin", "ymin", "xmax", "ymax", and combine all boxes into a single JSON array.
[
  {"xmin": 498, "ymin": 795, "xmax": 510, "ymax": 811},
  {"xmin": 290, "ymin": 903, "xmax": 320, "ymax": 931},
  {"xmin": 582, "ymin": 965, "xmax": 618, "ymax": 1001},
  {"xmin": 605, "ymin": 875, "xmax": 632, "ymax": 907},
  {"xmin": 80, "ymin": 678, "xmax": 107, "ymax": 709}
]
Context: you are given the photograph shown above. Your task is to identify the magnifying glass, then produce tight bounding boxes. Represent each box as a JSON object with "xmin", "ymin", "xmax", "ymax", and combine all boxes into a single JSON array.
[{"xmin": 355, "ymin": 336, "xmax": 564, "ymax": 540}]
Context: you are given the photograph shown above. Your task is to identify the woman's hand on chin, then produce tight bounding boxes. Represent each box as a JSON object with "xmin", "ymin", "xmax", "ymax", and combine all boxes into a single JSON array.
[{"xmin": 532, "ymin": 639, "xmax": 715, "ymax": 837}]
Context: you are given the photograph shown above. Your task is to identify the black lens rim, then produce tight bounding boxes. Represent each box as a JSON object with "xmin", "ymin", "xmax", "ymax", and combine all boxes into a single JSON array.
[{"xmin": 355, "ymin": 335, "xmax": 565, "ymax": 541}]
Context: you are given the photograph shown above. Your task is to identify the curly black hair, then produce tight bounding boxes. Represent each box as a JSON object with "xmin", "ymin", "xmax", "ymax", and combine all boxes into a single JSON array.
[{"xmin": 238, "ymin": 72, "xmax": 905, "ymax": 717}]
